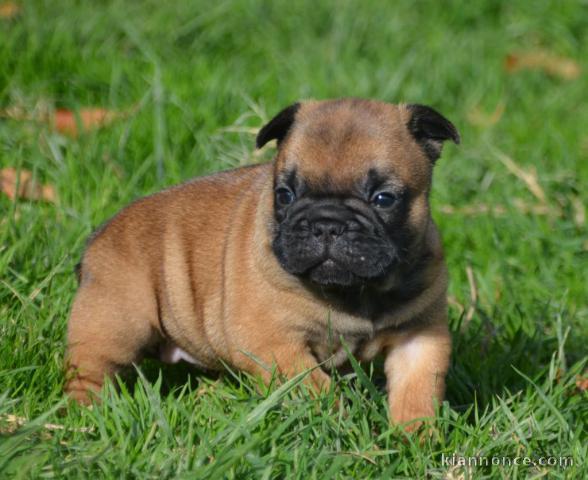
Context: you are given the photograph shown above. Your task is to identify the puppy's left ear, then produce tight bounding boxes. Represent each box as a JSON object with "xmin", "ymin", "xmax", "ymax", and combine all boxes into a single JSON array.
[
  {"xmin": 256, "ymin": 103, "xmax": 300, "ymax": 149},
  {"xmin": 407, "ymin": 104, "xmax": 460, "ymax": 162}
]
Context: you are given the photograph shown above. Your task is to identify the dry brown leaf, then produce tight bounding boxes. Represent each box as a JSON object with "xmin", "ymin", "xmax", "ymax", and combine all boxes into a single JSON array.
[
  {"xmin": 0, "ymin": 105, "xmax": 30, "ymax": 121},
  {"xmin": 0, "ymin": 414, "xmax": 24, "ymax": 434},
  {"xmin": 576, "ymin": 374, "xmax": 588, "ymax": 393},
  {"xmin": 1, "ymin": 103, "xmax": 137, "ymax": 136},
  {"xmin": 444, "ymin": 463, "xmax": 473, "ymax": 480},
  {"xmin": 439, "ymin": 204, "xmax": 507, "ymax": 216},
  {"xmin": 0, "ymin": 2, "xmax": 20, "ymax": 19},
  {"xmin": 494, "ymin": 151, "xmax": 547, "ymax": 204},
  {"xmin": 0, "ymin": 167, "xmax": 56, "ymax": 202},
  {"xmin": 448, "ymin": 295, "xmax": 465, "ymax": 315},
  {"xmin": 505, "ymin": 50, "xmax": 581, "ymax": 80},
  {"xmin": 216, "ymin": 126, "xmax": 259, "ymax": 135},
  {"xmin": 0, "ymin": 414, "xmax": 94, "ymax": 434},
  {"xmin": 511, "ymin": 198, "xmax": 556, "ymax": 216},
  {"xmin": 53, "ymin": 108, "xmax": 123, "ymax": 136},
  {"xmin": 464, "ymin": 265, "xmax": 478, "ymax": 325},
  {"xmin": 571, "ymin": 196, "xmax": 586, "ymax": 227},
  {"xmin": 467, "ymin": 101, "xmax": 505, "ymax": 127}
]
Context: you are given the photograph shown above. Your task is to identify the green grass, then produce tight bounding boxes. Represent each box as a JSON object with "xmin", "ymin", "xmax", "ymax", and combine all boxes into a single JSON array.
[{"xmin": 1, "ymin": 0, "xmax": 587, "ymax": 478}]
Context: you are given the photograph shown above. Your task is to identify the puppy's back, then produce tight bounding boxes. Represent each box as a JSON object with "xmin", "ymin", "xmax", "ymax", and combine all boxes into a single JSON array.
[{"xmin": 78, "ymin": 163, "xmax": 271, "ymax": 287}]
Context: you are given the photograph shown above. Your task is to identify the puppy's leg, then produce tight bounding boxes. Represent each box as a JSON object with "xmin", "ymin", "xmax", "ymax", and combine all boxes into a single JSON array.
[
  {"xmin": 235, "ymin": 342, "xmax": 331, "ymax": 394},
  {"xmin": 65, "ymin": 281, "xmax": 156, "ymax": 404},
  {"xmin": 274, "ymin": 344, "xmax": 332, "ymax": 393},
  {"xmin": 384, "ymin": 322, "xmax": 451, "ymax": 429}
]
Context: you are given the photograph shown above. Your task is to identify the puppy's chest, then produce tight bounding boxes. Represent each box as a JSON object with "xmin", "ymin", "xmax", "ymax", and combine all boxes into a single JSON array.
[
  {"xmin": 304, "ymin": 293, "xmax": 414, "ymax": 367},
  {"xmin": 305, "ymin": 314, "xmax": 380, "ymax": 367}
]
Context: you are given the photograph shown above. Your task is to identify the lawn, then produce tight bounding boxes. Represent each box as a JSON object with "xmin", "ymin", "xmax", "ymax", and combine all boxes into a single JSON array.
[{"xmin": 0, "ymin": 0, "xmax": 587, "ymax": 478}]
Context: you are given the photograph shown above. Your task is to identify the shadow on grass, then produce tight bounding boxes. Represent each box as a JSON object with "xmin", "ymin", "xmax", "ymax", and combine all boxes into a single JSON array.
[
  {"xmin": 445, "ymin": 303, "xmax": 584, "ymax": 414},
  {"xmin": 120, "ymin": 359, "xmax": 220, "ymax": 398}
]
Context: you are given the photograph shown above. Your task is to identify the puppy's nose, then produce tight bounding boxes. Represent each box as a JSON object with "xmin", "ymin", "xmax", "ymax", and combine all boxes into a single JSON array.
[{"xmin": 311, "ymin": 220, "xmax": 346, "ymax": 240}]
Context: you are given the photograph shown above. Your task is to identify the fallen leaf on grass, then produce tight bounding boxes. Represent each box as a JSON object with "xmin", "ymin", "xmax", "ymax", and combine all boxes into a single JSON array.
[
  {"xmin": 505, "ymin": 50, "xmax": 581, "ymax": 80},
  {"xmin": 571, "ymin": 196, "xmax": 586, "ymax": 227},
  {"xmin": 464, "ymin": 265, "xmax": 478, "ymax": 326},
  {"xmin": 511, "ymin": 198, "xmax": 555, "ymax": 215},
  {"xmin": 53, "ymin": 108, "xmax": 126, "ymax": 136},
  {"xmin": 216, "ymin": 126, "xmax": 259, "ymax": 135},
  {"xmin": 0, "ymin": 104, "xmax": 136, "ymax": 137},
  {"xmin": 0, "ymin": 2, "xmax": 20, "ymax": 19},
  {"xmin": 494, "ymin": 150, "xmax": 547, "ymax": 204},
  {"xmin": 447, "ymin": 295, "xmax": 465, "ymax": 316},
  {"xmin": 0, "ymin": 167, "xmax": 56, "ymax": 202},
  {"xmin": 0, "ymin": 105, "xmax": 26, "ymax": 120},
  {"xmin": 439, "ymin": 204, "xmax": 506, "ymax": 216},
  {"xmin": 0, "ymin": 414, "xmax": 23, "ymax": 434},
  {"xmin": 576, "ymin": 374, "xmax": 588, "ymax": 393},
  {"xmin": 0, "ymin": 414, "xmax": 94, "ymax": 434},
  {"xmin": 445, "ymin": 463, "xmax": 473, "ymax": 480}
]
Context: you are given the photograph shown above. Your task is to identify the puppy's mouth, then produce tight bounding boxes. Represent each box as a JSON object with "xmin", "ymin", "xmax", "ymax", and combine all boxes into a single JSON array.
[{"xmin": 306, "ymin": 257, "xmax": 361, "ymax": 287}]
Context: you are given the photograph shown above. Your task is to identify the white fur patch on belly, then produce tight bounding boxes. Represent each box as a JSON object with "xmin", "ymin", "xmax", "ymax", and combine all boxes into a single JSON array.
[{"xmin": 160, "ymin": 343, "xmax": 200, "ymax": 366}]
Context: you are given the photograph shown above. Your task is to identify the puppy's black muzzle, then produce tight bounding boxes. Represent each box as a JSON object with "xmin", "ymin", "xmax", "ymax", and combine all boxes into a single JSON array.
[{"xmin": 273, "ymin": 198, "xmax": 397, "ymax": 286}]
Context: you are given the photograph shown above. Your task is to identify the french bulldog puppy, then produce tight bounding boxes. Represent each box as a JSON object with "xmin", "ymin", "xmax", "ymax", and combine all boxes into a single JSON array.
[{"xmin": 65, "ymin": 98, "xmax": 459, "ymax": 427}]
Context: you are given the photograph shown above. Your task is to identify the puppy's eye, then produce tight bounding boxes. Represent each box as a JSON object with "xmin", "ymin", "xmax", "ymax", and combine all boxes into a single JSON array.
[
  {"xmin": 372, "ymin": 192, "xmax": 397, "ymax": 208},
  {"xmin": 275, "ymin": 187, "xmax": 296, "ymax": 206}
]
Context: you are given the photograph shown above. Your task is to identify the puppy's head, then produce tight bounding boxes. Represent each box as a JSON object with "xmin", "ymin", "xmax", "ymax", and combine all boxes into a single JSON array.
[{"xmin": 257, "ymin": 99, "xmax": 459, "ymax": 288}]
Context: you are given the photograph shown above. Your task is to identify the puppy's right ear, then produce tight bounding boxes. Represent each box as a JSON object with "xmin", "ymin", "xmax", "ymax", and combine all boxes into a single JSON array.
[{"xmin": 256, "ymin": 103, "xmax": 300, "ymax": 149}]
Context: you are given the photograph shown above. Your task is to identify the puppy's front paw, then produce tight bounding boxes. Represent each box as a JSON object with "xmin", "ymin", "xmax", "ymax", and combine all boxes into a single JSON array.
[
  {"xmin": 390, "ymin": 405, "xmax": 435, "ymax": 433},
  {"xmin": 64, "ymin": 376, "xmax": 102, "ymax": 405}
]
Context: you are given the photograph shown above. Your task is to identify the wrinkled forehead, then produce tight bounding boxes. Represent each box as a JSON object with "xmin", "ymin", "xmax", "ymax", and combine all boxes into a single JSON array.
[{"xmin": 275, "ymin": 100, "xmax": 431, "ymax": 192}]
